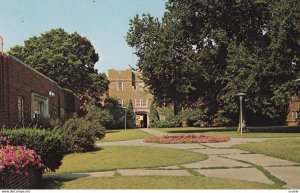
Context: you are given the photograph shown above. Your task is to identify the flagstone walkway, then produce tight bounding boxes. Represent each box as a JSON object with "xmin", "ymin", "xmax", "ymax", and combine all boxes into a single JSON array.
[{"xmin": 45, "ymin": 128, "xmax": 300, "ymax": 189}]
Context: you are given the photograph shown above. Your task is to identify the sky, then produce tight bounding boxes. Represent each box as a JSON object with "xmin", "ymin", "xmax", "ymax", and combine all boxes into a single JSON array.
[{"xmin": 0, "ymin": 0, "xmax": 166, "ymax": 73}]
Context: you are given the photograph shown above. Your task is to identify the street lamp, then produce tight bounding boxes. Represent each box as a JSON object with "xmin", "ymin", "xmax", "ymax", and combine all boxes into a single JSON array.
[
  {"xmin": 123, "ymin": 107, "xmax": 127, "ymax": 130},
  {"xmin": 236, "ymin": 93, "xmax": 247, "ymax": 135}
]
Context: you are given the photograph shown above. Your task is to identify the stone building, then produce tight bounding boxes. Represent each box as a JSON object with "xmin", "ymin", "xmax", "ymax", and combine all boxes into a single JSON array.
[
  {"xmin": 287, "ymin": 95, "xmax": 299, "ymax": 126},
  {"xmin": 107, "ymin": 69, "xmax": 153, "ymax": 128},
  {"xmin": 0, "ymin": 52, "xmax": 79, "ymax": 128}
]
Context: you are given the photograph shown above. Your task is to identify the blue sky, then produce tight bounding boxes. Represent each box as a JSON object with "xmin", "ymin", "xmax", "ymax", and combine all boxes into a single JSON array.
[{"xmin": 0, "ymin": 0, "xmax": 166, "ymax": 73}]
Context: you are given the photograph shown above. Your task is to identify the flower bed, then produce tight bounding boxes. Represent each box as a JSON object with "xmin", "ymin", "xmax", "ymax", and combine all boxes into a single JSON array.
[
  {"xmin": 0, "ymin": 133, "xmax": 44, "ymax": 188},
  {"xmin": 143, "ymin": 135, "xmax": 230, "ymax": 144}
]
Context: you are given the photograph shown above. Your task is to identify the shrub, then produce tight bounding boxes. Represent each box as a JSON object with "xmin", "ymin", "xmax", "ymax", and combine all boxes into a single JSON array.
[
  {"xmin": 0, "ymin": 134, "xmax": 44, "ymax": 176},
  {"xmin": 1, "ymin": 128, "xmax": 63, "ymax": 172},
  {"xmin": 85, "ymin": 105, "xmax": 114, "ymax": 129},
  {"xmin": 179, "ymin": 109, "xmax": 208, "ymax": 127},
  {"xmin": 126, "ymin": 99, "xmax": 136, "ymax": 129},
  {"xmin": 151, "ymin": 107, "xmax": 181, "ymax": 128},
  {"xmin": 149, "ymin": 102, "xmax": 159, "ymax": 128},
  {"xmin": 55, "ymin": 116, "xmax": 105, "ymax": 153},
  {"xmin": 103, "ymin": 98, "xmax": 125, "ymax": 129},
  {"xmin": 143, "ymin": 135, "xmax": 230, "ymax": 144}
]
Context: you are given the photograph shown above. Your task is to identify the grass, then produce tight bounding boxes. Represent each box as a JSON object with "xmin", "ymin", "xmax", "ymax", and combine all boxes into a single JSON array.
[
  {"xmin": 41, "ymin": 176, "xmax": 282, "ymax": 189},
  {"xmin": 153, "ymin": 127, "xmax": 300, "ymax": 138},
  {"xmin": 233, "ymin": 139, "xmax": 300, "ymax": 164},
  {"xmin": 54, "ymin": 146, "xmax": 207, "ymax": 173},
  {"xmin": 100, "ymin": 129, "xmax": 154, "ymax": 142}
]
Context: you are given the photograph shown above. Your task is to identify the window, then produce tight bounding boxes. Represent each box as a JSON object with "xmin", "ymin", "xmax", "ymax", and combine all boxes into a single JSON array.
[
  {"xmin": 18, "ymin": 96, "xmax": 24, "ymax": 124},
  {"xmin": 31, "ymin": 93, "xmax": 49, "ymax": 120},
  {"xmin": 292, "ymin": 111, "xmax": 298, "ymax": 121},
  {"xmin": 135, "ymin": 99, "xmax": 141, "ymax": 107},
  {"xmin": 117, "ymin": 81, "xmax": 123, "ymax": 91},
  {"xmin": 135, "ymin": 99, "xmax": 147, "ymax": 108},
  {"xmin": 141, "ymin": 99, "xmax": 147, "ymax": 107}
]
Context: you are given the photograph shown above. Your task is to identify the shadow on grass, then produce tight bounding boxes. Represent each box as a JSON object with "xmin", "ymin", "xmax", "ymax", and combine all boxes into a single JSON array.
[
  {"xmin": 164, "ymin": 126, "xmax": 300, "ymax": 134},
  {"xmin": 105, "ymin": 130, "xmax": 121, "ymax": 134},
  {"xmin": 167, "ymin": 127, "xmax": 235, "ymax": 134},
  {"xmin": 39, "ymin": 176, "xmax": 89, "ymax": 189}
]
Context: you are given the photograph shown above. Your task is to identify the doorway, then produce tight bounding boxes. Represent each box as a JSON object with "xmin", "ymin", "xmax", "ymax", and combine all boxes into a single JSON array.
[{"xmin": 136, "ymin": 113, "xmax": 148, "ymax": 128}]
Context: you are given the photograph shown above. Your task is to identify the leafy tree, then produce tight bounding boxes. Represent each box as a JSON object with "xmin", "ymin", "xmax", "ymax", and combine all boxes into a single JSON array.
[
  {"xmin": 127, "ymin": 0, "xmax": 300, "ymax": 126},
  {"xmin": 126, "ymin": 99, "xmax": 136, "ymax": 129},
  {"xmin": 149, "ymin": 102, "xmax": 159, "ymax": 128},
  {"xmin": 9, "ymin": 28, "xmax": 109, "ymax": 105}
]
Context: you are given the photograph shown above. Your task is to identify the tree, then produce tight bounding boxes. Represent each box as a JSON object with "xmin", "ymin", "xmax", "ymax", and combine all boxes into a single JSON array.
[
  {"xmin": 103, "ymin": 98, "xmax": 124, "ymax": 130},
  {"xmin": 9, "ymin": 28, "xmax": 109, "ymax": 105},
  {"xmin": 127, "ymin": 0, "xmax": 300, "ymax": 126},
  {"xmin": 149, "ymin": 102, "xmax": 159, "ymax": 128},
  {"xmin": 126, "ymin": 99, "xmax": 136, "ymax": 129},
  {"xmin": 127, "ymin": 14, "xmax": 200, "ymax": 115}
]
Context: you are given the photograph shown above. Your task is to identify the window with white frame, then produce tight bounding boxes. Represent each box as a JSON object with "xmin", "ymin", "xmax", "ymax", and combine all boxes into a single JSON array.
[
  {"xmin": 292, "ymin": 111, "xmax": 298, "ymax": 121},
  {"xmin": 18, "ymin": 96, "xmax": 24, "ymax": 124},
  {"xmin": 31, "ymin": 93, "xmax": 49, "ymax": 120},
  {"xmin": 135, "ymin": 99, "xmax": 147, "ymax": 108},
  {"xmin": 117, "ymin": 81, "xmax": 123, "ymax": 91}
]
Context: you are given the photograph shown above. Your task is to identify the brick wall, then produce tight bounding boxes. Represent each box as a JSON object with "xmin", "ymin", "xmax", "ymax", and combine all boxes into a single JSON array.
[
  {"xmin": 108, "ymin": 69, "xmax": 153, "ymax": 111},
  {"xmin": 0, "ymin": 169, "xmax": 42, "ymax": 189},
  {"xmin": 0, "ymin": 54, "xmax": 67, "ymax": 127}
]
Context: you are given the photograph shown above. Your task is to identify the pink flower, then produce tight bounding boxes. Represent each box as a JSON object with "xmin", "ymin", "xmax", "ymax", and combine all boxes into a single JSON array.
[{"xmin": 143, "ymin": 135, "xmax": 230, "ymax": 144}]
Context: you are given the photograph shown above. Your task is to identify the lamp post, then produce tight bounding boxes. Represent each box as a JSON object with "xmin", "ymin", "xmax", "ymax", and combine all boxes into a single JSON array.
[
  {"xmin": 236, "ymin": 93, "xmax": 246, "ymax": 135},
  {"xmin": 123, "ymin": 107, "xmax": 127, "ymax": 130}
]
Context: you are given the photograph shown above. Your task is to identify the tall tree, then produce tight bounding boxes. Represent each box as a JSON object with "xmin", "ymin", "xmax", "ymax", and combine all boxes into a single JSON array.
[
  {"xmin": 149, "ymin": 102, "xmax": 159, "ymax": 128},
  {"xmin": 127, "ymin": 0, "xmax": 300, "ymax": 126},
  {"xmin": 9, "ymin": 28, "xmax": 109, "ymax": 104},
  {"xmin": 126, "ymin": 99, "xmax": 136, "ymax": 129}
]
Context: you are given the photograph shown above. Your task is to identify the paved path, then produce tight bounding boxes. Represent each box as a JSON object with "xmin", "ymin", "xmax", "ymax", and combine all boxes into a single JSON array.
[{"xmin": 46, "ymin": 128, "xmax": 300, "ymax": 189}]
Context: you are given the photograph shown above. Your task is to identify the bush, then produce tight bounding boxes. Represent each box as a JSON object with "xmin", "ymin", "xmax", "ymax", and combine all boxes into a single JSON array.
[
  {"xmin": 0, "ymin": 134, "xmax": 44, "ymax": 176},
  {"xmin": 54, "ymin": 116, "xmax": 105, "ymax": 153},
  {"xmin": 151, "ymin": 107, "xmax": 181, "ymax": 128},
  {"xmin": 1, "ymin": 128, "xmax": 64, "ymax": 172},
  {"xmin": 103, "ymin": 98, "xmax": 125, "ymax": 129},
  {"xmin": 85, "ymin": 105, "xmax": 114, "ymax": 129},
  {"xmin": 179, "ymin": 109, "xmax": 208, "ymax": 127},
  {"xmin": 149, "ymin": 102, "xmax": 159, "ymax": 128},
  {"xmin": 126, "ymin": 100, "xmax": 136, "ymax": 129}
]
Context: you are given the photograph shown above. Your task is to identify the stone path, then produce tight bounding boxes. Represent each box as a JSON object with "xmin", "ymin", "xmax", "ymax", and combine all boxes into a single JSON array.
[{"xmin": 45, "ymin": 128, "xmax": 300, "ymax": 189}]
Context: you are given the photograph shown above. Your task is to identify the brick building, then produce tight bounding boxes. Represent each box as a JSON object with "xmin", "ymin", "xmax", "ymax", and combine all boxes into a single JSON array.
[
  {"xmin": 107, "ymin": 69, "xmax": 153, "ymax": 128},
  {"xmin": 0, "ymin": 52, "xmax": 78, "ymax": 128},
  {"xmin": 287, "ymin": 96, "xmax": 299, "ymax": 126}
]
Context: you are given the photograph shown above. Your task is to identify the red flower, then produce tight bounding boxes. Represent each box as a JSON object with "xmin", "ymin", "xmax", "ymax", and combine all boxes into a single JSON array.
[{"xmin": 143, "ymin": 135, "xmax": 230, "ymax": 144}]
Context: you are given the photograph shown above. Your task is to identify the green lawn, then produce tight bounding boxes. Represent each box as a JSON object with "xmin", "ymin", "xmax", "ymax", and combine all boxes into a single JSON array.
[
  {"xmin": 101, "ymin": 129, "xmax": 154, "ymax": 142},
  {"xmin": 233, "ymin": 139, "xmax": 300, "ymax": 164},
  {"xmin": 153, "ymin": 127, "xmax": 300, "ymax": 138},
  {"xmin": 42, "ymin": 176, "xmax": 282, "ymax": 189},
  {"xmin": 54, "ymin": 146, "xmax": 207, "ymax": 173}
]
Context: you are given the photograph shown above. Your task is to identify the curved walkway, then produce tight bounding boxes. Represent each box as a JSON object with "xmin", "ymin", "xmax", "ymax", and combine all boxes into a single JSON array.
[{"xmin": 45, "ymin": 128, "xmax": 300, "ymax": 189}]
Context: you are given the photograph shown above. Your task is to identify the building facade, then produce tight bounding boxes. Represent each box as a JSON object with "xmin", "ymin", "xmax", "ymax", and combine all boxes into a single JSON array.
[
  {"xmin": 287, "ymin": 96, "xmax": 299, "ymax": 126},
  {"xmin": 0, "ymin": 53, "xmax": 78, "ymax": 128},
  {"xmin": 107, "ymin": 69, "xmax": 153, "ymax": 128}
]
